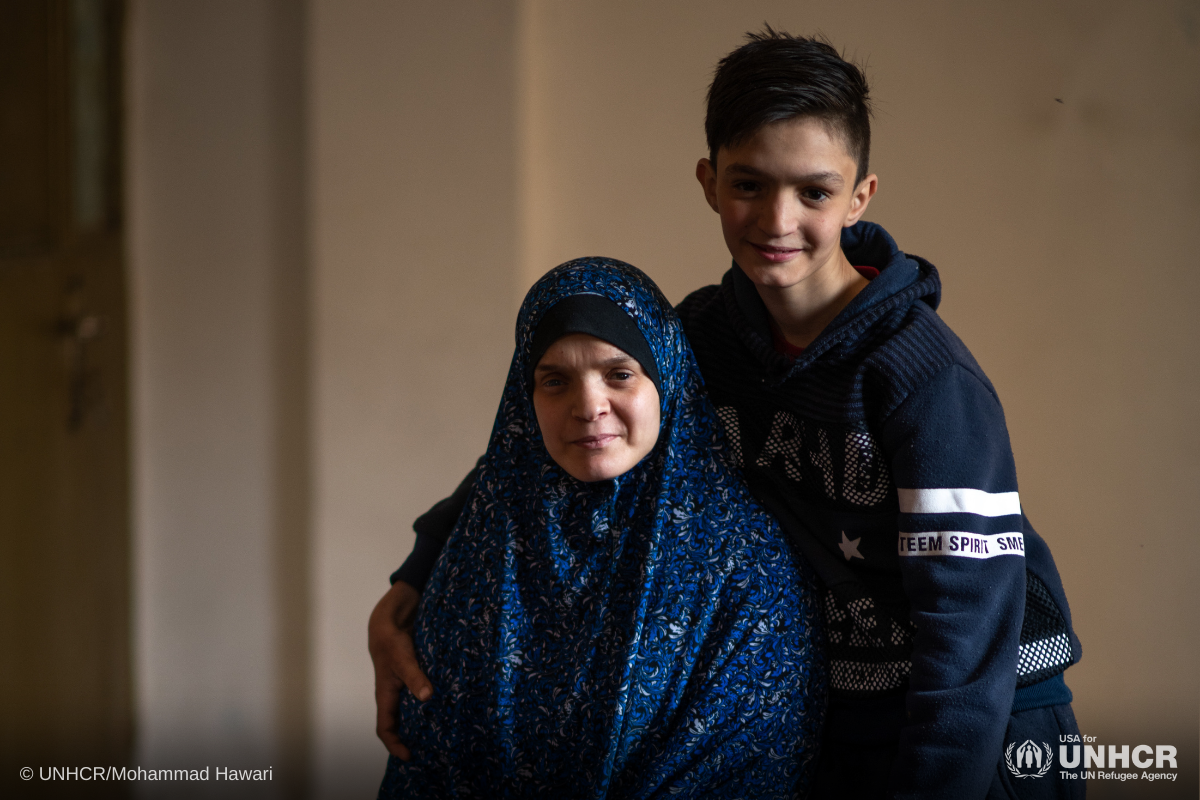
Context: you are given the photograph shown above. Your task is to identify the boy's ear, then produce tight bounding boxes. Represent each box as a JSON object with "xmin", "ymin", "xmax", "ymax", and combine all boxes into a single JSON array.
[
  {"xmin": 844, "ymin": 173, "xmax": 878, "ymax": 227},
  {"xmin": 696, "ymin": 158, "xmax": 720, "ymax": 213}
]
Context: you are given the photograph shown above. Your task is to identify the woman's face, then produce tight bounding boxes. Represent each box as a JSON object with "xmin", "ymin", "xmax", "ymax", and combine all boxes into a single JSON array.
[{"xmin": 532, "ymin": 333, "xmax": 661, "ymax": 482}]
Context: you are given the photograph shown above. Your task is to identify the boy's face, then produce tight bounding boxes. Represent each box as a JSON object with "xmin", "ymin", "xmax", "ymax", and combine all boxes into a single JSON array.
[{"xmin": 696, "ymin": 117, "xmax": 876, "ymax": 291}]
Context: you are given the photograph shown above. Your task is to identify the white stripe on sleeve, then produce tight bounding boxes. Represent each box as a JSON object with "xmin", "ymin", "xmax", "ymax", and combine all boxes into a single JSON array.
[{"xmin": 897, "ymin": 487, "xmax": 1021, "ymax": 517}]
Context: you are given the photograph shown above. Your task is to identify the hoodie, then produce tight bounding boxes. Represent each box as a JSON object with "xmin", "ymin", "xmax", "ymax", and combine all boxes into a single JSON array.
[{"xmin": 674, "ymin": 220, "xmax": 1080, "ymax": 798}]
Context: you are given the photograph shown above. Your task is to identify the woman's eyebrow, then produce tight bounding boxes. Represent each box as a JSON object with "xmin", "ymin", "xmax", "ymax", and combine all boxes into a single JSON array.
[{"xmin": 534, "ymin": 354, "xmax": 637, "ymax": 373}]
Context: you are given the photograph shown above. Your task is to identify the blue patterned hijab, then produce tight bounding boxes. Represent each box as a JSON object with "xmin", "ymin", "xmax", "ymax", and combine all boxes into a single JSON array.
[{"xmin": 381, "ymin": 258, "xmax": 825, "ymax": 798}]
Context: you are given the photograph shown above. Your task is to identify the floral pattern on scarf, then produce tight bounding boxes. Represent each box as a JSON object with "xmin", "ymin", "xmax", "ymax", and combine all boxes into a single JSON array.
[{"xmin": 380, "ymin": 258, "xmax": 826, "ymax": 799}]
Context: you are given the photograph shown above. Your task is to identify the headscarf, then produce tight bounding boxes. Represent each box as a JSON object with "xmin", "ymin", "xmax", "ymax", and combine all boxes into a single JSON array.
[{"xmin": 381, "ymin": 258, "xmax": 826, "ymax": 799}]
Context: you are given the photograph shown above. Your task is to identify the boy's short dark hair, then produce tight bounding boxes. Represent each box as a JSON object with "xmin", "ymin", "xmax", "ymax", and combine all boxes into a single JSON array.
[{"xmin": 705, "ymin": 27, "xmax": 873, "ymax": 185}]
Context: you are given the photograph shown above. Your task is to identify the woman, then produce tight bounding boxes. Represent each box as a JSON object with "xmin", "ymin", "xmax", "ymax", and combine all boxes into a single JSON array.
[{"xmin": 380, "ymin": 258, "xmax": 825, "ymax": 798}]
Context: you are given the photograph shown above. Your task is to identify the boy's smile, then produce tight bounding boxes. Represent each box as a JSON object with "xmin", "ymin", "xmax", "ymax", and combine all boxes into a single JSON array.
[{"xmin": 696, "ymin": 116, "xmax": 878, "ymax": 347}]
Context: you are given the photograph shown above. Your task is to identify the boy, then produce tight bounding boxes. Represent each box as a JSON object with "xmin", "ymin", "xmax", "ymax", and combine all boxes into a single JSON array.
[{"xmin": 369, "ymin": 29, "xmax": 1082, "ymax": 799}]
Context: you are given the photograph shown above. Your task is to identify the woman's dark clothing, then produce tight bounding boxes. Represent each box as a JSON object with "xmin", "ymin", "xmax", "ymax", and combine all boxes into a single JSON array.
[{"xmin": 379, "ymin": 258, "xmax": 826, "ymax": 799}]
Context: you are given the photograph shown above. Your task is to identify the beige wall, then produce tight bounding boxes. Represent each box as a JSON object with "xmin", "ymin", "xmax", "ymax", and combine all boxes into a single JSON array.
[
  {"xmin": 308, "ymin": 1, "xmax": 519, "ymax": 795},
  {"xmin": 127, "ymin": 0, "xmax": 1197, "ymax": 795},
  {"xmin": 128, "ymin": 0, "xmax": 308, "ymax": 794}
]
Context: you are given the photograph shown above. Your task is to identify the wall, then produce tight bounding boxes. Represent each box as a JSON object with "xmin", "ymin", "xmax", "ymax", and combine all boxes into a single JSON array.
[
  {"xmin": 127, "ymin": 0, "xmax": 308, "ymax": 795},
  {"xmin": 308, "ymin": 1, "xmax": 519, "ymax": 795}
]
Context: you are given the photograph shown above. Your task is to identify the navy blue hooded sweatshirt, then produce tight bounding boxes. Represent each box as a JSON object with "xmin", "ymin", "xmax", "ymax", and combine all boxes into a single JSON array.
[{"xmin": 393, "ymin": 221, "xmax": 1081, "ymax": 798}]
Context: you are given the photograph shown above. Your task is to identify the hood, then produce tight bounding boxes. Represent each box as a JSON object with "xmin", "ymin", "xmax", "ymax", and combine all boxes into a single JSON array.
[{"xmin": 725, "ymin": 221, "xmax": 941, "ymax": 385}]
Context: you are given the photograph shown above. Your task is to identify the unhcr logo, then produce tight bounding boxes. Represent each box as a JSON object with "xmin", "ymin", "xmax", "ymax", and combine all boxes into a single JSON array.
[{"xmin": 1005, "ymin": 739, "xmax": 1053, "ymax": 779}]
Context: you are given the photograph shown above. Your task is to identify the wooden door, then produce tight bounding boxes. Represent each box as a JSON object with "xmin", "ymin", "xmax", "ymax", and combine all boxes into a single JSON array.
[{"xmin": 0, "ymin": 1, "xmax": 131, "ymax": 794}]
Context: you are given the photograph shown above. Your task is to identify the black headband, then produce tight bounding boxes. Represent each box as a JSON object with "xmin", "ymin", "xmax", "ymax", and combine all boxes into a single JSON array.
[{"xmin": 528, "ymin": 294, "xmax": 661, "ymax": 392}]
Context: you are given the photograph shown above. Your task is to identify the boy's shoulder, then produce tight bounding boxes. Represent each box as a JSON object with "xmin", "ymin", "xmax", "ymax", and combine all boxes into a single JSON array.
[
  {"xmin": 674, "ymin": 280, "xmax": 722, "ymax": 324},
  {"xmin": 864, "ymin": 292, "xmax": 1000, "ymax": 417}
]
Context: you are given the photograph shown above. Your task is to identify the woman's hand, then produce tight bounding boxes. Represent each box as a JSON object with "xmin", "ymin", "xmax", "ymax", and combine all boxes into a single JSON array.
[{"xmin": 369, "ymin": 580, "xmax": 433, "ymax": 760}]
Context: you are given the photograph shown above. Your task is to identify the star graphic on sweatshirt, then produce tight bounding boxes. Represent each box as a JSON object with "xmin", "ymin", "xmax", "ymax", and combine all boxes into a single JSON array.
[{"xmin": 838, "ymin": 531, "xmax": 864, "ymax": 561}]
